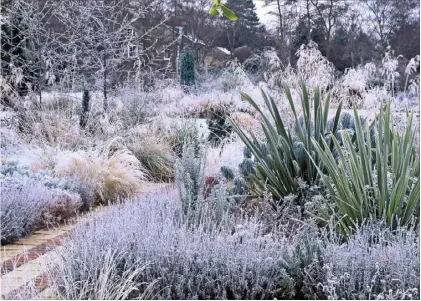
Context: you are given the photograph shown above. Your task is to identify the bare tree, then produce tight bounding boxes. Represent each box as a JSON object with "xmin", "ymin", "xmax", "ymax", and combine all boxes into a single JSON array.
[
  {"xmin": 362, "ymin": 0, "xmax": 419, "ymax": 52},
  {"xmin": 361, "ymin": 0, "xmax": 394, "ymax": 50},
  {"xmin": 50, "ymin": 0, "xmax": 177, "ymax": 111},
  {"xmin": 177, "ymin": 0, "xmax": 220, "ymax": 65},
  {"xmin": 1, "ymin": 0, "xmax": 59, "ymax": 107},
  {"xmin": 308, "ymin": 0, "xmax": 348, "ymax": 60}
]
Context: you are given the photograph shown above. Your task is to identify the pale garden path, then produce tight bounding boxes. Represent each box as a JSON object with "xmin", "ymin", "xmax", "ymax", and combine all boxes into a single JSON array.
[{"xmin": 0, "ymin": 183, "xmax": 171, "ymax": 300}]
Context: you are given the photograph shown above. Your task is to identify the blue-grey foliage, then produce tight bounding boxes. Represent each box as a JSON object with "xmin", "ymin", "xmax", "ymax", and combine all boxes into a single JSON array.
[
  {"xmin": 51, "ymin": 188, "xmax": 296, "ymax": 299},
  {"xmin": 1, "ymin": 177, "xmax": 52, "ymax": 244}
]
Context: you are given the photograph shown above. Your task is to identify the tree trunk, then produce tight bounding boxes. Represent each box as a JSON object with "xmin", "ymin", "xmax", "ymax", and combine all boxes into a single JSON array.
[
  {"xmin": 276, "ymin": 0, "xmax": 284, "ymax": 43},
  {"xmin": 103, "ymin": 52, "xmax": 107, "ymax": 112}
]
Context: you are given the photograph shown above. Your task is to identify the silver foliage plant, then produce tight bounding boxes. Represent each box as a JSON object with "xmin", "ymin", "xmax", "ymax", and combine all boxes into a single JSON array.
[
  {"xmin": 49, "ymin": 187, "xmax": 421, "ymax": 300},
  {"xmin": 0, "ymin": 177, "xmax": 49, "ymax": 244},
  {"xmin": 49, "ymin": 188, "xmax": 297, "ymax": 300},
  {"xmin": 1, "ymin": 160, "xmax": 94, "ymax": 209},
  {"xmin": 1, "ymin": 175, "xmax": 82, "ymax": 244},
  {"xmin": 322, "ymin": 225, "xmax": 420, "ymax": 300},
  {"xmin": 175, "ymin": 139, "xmax": 206, "ymax": 218}
]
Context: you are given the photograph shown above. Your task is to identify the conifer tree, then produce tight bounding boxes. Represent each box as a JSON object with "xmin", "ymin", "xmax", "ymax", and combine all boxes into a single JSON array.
[
  {"xmin": 179, "ymin": 47, "xmax": 195, "ymax": 91},
  {"xmin": 218, "ymin": 0, "xmax": 264, "ymax": 52}
]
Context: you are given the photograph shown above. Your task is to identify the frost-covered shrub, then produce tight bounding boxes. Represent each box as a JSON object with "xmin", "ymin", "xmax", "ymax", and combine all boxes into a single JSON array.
[
  {"xmin": 49, "ymin": 188, "xmax": 296, "ymax": 300},
  {"xmin": 280, "ymin": 225, "xmax": 325, "ymax": 299},
  {"xmin": 205, "ymin": 138, "xmax": 245, "ymax": 178},
  {"xmin": 119, "ymin": 87, "xmax": 159, "ymax": 128},
  {"xmin": 206, "ymin": 103, "xmax": 233, "ymax": 146},
  {"xmin": 380, "ymin": 47, "xmax": 400, "ymax": 96},
  {"xmin": 0, "ymin": 177, "xmax": 49, "ymax": 244},
  {"xmin": 218, "ymin": 59, "xmax": 252, "ymax": 91},
  {"xmin": 168, "ymin": 119, "xmax": 203, "ymax": 158},
  {"xmin": 1, "ymin": 176, "xmax": 82, "ymax": 244},
  {"xmin": 175, "ymin": 140, "xmax": 206, "ymax": 218},
  {"xmin": 41, "ymin": 188, "xmax": 82, "ymax": 226},
  {"xmin": 332, "ymin": 63, "xmax": 377, "ymax": 108},
  {"xmin": 1, "ymin": 160, "xmax": 94, "ymax": 209},
  {"xmin": 322, "ymin": 225, "xmax": 420, "ymax": 300},
  {"xmin": 48, "ymin": 247, "xmax": 156, "ymax": 300},
  {"xmin": 0, "ymin": 176, "xmax": 81, "ymax": 244},
  {"xmin": 296, "ymin": 41, "xmax": 335, "ymax": 93},
  {"xmin": 244, "ymin": 53, "xmax": 261, "ymax": 68},
  {"xmin": 0, "ymin": 160, "xmax": 32, "ymax": 177}
]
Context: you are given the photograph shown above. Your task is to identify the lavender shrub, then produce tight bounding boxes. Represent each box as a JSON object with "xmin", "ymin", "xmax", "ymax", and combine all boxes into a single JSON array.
[
  {"xmin": 322, "ymin": 225, "xmax": 420, "ymax": 300},
  {"xmin": 1, "ymin": 177, "xmax": 52, "ymax": 244},
  {"xmin": 50, "ymin": 187, "xmax": 297, "ymax": 300},
  {"xmin": 1, "ymin": 176, "xmax": 82, "ymax": 244}
]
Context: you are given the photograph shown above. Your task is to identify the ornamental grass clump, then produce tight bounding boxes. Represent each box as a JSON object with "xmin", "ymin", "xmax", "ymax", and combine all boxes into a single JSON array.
[
  {"xmin": 54, "ymin": 140, "xmax": 147, "ymax": 205},
  {"xmin": 126, "ymin": 133, "xmax": 175, "ymax": 182}
]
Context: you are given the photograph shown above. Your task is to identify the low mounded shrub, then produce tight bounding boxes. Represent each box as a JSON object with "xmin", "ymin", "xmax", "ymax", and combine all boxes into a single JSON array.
[
  {"xmin": 1, "ymin": 177, "xmax": 49, "ymax": 244},
  {"xmin": 1, "ymin": 160, "xmax": 95, "ymax": 210},
  {"xmin": 0, "ymin": 177, "xmax": 81, "ymax": 244},
  {"xmin": 41, "ymin": 188, "xmax": 82, "ymax": 226},
  {"xmin": 322, "ymin": 225, "xmax": 420, "ymax": 300},
  {"xmin": 49, "ymin": 188, "xmax": 299, "ymax": 300}
]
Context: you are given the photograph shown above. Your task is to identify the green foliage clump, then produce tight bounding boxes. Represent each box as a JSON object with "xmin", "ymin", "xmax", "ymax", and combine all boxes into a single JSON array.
[
  {"xmin": 232, "ymin": 176, "xmax": 248, "ymax": 204},
  {"xmin": 312, "ymin": 102, "xmax": 420, "ymax": 235},
  {"xmin": 230, "ymin": 83, "xmax": 343, "ymax": 202},
  {"xmin": 239, "ymin": 157, "xmax": 255, "ymax": 176},
  {"xmin": 243, "ymin": 146, "xmax": 252, "ymax": 158}
]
